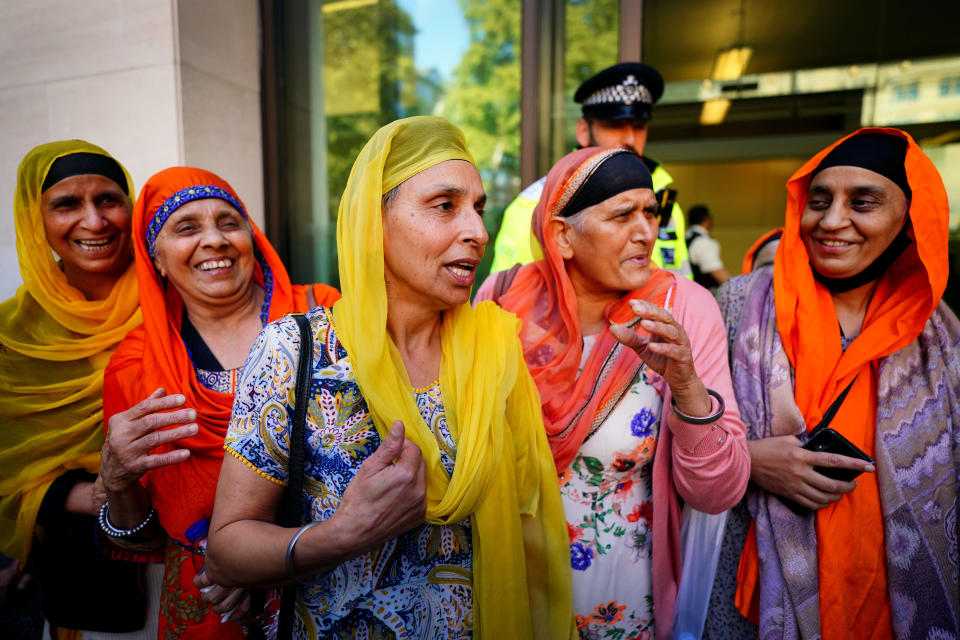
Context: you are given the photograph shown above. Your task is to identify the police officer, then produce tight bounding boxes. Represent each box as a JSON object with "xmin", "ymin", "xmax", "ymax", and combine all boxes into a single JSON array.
[{"xmin": 490, "ymin": 62, "xmax": 692, "ymax": 277}]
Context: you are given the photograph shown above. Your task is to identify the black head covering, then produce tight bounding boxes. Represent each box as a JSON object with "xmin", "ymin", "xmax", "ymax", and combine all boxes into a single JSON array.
[
  {"xmin": 41, "ymin": 152, "xmax": 128, "ymax": 193},
  {"xmin": 574, "ymin": 62, "xmax": 664, "ymax": 122},
  {"xmin": 558, "ymin": 150, "xmax": 653, "ymax": 218},
  {"xmin": 810, "ymin": 132, "xmax": 911, "ymax": 199}
]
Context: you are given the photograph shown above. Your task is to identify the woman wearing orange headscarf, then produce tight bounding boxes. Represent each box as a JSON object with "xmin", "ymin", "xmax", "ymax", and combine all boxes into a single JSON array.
[
  {"xmin": 477, "ymin": 147, "xmax": 749, "ymax": 639},
  {"xmin": 710, "ymin": 128, "xmax": 959, "ymax": 639},
  {"xmin": 740, "ymin": 227, "xmax": 782, "ymax": 275},
  {"xmin": 98, "ymin": 167, "xmax": 339, "ymax": 639}
]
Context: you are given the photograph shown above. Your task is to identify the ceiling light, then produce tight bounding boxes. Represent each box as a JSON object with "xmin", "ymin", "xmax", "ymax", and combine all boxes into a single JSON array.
[
  {"xmin": 712, "ymin": 46, "xmax": 753, "ymax": 81},
  {"xmin": 700, "ymin": 46, "xmax": 752, "ymax": 125},
  {"xmin": 700, "ymin": 99, "xmax": 731, "ymax": 125}
]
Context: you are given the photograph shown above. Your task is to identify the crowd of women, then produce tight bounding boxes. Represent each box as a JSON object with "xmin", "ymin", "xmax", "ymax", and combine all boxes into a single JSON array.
[{"xmin": 0, "ymin": 116, "xmax": 956, "ymax": 640}]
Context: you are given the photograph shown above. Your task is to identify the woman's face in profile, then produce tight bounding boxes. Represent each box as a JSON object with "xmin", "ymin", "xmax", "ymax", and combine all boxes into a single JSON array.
[
  {"xmin": 152, "ymin": 198, "xmax": 256, "ymax": 308},
  {"xmin": 801, "ymin": 165, "xmax": 908, "ymax": 280},
  {"xmin": 554, "ymin": 187, "xmax": 659, "ymax": 296},
  {"xmin": 381, "ymin": 159, "xmax": 487, "ymax": 312}
]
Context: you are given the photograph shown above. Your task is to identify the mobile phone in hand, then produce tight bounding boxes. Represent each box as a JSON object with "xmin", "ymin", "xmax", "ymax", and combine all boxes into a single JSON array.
[
  {"xmin": 801, "ymin": 427, "xmax": 874, "ymax": 482},
  {"xmin": 778, "ymin": 427, "xmax": 874, "ymax": 515}
]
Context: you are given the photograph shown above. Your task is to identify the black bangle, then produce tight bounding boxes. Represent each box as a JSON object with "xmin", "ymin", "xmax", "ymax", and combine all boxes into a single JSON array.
[
  {"xmin": 98, "ymin": 501, "xmax": 156, "ymax": 539},
  {"xmin": 670, "ymin": 388, "xmax": 725, "ymax": 425}
]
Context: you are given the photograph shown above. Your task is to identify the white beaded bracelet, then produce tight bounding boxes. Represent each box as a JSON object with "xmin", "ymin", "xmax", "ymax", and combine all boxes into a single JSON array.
[{"xmin": 98, "ymin": 501, "xmax": 156, "ymax": 539}]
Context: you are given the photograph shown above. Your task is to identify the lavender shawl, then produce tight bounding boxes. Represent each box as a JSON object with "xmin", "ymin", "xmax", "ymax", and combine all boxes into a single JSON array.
[{"xmin": 717, "ymin": 268, "xmax": 960, "ymax": 640}]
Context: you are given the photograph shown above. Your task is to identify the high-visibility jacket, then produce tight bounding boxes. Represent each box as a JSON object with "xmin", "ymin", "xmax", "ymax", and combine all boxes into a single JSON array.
[{"xmin": 490, "ymin": 159, "xmax": 692, "ymax": 277}]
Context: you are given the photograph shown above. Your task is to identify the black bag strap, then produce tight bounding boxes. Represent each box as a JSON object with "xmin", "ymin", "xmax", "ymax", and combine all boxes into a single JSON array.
[
  {"xmin": 809, "ymin": 375, "xmax": 857, "ymax": 438},
  {"xmin": 277, "ymin": 312, "xmax": 313, "ymax": 640},
  {"xmin": 492, "ymin": 263, "xmax": 522, "ymax": 303}
]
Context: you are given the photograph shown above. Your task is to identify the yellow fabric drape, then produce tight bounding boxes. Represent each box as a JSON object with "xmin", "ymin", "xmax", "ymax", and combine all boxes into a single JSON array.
[
  {"xmin": 0, "ymin": 140, "xmax": 141, "ymax": 564},
  {"xmin": 331, "ymin": 116, "xmax": 574, "ymax": 639}
]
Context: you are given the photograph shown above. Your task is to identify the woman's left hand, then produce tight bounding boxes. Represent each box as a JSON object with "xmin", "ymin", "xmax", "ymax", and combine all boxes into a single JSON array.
[
  {"xmin": 610, "ymin": 298, "xmax": 711, "ymax": 416},
  {"xmin": 193, "ymin": 569, "xmax": 249, "ymax": 619}
]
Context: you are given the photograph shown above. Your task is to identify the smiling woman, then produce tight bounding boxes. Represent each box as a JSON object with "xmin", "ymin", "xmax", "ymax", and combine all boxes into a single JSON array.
[
  {"xmin": 708, "ymin": 128, "xmax": 960, "ymax": 640},
  {"xmin": 0, "ymin": 141, "xmax": 158, "ymax": 638},
  {"xmin": 39, "ymin": 173, "xmax": 133, "ymax": 301},
  {"xmin": 97, "ymin": 167, "xmax": 340, "ymax": 640}
]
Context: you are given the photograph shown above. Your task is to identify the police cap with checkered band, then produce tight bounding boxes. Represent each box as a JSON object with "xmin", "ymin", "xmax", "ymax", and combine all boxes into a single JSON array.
[{"xmin": 574, "ymin": 62, "xmax": 664, "ymax": 122}]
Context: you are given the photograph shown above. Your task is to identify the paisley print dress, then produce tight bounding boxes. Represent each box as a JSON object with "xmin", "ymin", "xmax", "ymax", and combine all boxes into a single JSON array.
[{"xmin": 226, "ymin": 307, "xmax": 473, "ymax": 639}]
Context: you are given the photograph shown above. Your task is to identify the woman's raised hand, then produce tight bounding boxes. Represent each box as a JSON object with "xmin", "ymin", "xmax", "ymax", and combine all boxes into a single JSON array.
[
  {"xmin": 609, "ymin": 298, "xmax": 710, "ymax": 414},
  {"xmin": 748, "ymin": 435, "xmax": 875, "ymax": 511},
  {"xmin": 332, "ymin": 420, "xmax": 426, "ymax": 554},
  {"xmin": 101, "ymin": 387, "xmax": 199, "ymax": 494}
]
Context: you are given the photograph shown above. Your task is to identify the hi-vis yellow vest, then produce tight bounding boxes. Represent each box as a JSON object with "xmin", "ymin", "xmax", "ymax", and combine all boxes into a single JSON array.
[{"xmin": 490, "ymin": 161, "xmax": 692, "ymax": 277}]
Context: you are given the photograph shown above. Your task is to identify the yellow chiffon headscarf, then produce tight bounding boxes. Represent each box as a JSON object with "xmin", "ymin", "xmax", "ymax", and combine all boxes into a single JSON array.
[
  {"xmin": 0, "ymin": 140, "xmax": 141, "ymax": 563},
  {"xmin": 332, "ymin": 116, "xmax": 574, "ymax": 639}
]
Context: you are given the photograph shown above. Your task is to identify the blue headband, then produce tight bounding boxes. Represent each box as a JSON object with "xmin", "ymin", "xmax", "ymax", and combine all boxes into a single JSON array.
[{"xmin": 145, "ymin": 185, "xmax": 247, "ymax": 258}]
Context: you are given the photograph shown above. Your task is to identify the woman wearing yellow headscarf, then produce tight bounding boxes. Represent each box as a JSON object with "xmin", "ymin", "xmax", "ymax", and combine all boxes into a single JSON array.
[
  {"xmin": 207, "ymin": 116, "xmax": 574, "ymax": 639},
  {"xmin": 0, "ymin": 141, "xmax": 156, "ymax": 637}
]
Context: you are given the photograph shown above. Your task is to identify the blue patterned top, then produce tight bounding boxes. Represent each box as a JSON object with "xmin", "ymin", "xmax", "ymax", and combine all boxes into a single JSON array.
[{"xmin": 226, "ymin": 307, "xmax": 473, "ymax": 639}]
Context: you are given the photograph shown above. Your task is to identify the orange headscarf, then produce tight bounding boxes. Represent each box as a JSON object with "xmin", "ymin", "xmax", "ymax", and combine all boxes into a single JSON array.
[
  {"xmin": 741, "ymin": 227, "xmax": 782, "ymax": 274},
  {"xmin": 736, "ymin": 128, "xmax": 949, "ymax": 636},
  {"xmin": 496, "ymin": 147, "xmax": 675, "ymax": 471},
  {"xmin": 102, "ymin": 167, "xmax": 339, "ymax": 546}
]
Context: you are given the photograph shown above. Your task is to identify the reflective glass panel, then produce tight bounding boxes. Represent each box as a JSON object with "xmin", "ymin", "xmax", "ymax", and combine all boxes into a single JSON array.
[{"xmin": 271, "ymin": 0, "xmax": 520, "ymax": 287}]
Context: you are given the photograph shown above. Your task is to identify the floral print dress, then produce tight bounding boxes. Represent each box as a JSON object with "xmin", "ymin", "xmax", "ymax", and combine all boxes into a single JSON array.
[{"xmin": 563, "ymin": 335, "xmax": 661, "ymax": 640}]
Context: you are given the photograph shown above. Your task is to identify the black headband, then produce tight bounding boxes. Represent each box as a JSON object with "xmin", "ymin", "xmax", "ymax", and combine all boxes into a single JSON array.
[
  {"xmin": 559, "ymin": 151, "xmax": 653, "ymax": 218},
  {"xmin": 810, "ymin": 133, "xmax": 911, "ymax": 199},
  {"xmin": 41, "ymin": 152, "xmax": 128, "ymax": 194}
]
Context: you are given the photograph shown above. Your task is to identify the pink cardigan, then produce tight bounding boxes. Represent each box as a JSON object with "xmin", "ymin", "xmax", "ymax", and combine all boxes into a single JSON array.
[{"xmin": 475, "ymin": 273, "xmax": 749, "ymax": 639}]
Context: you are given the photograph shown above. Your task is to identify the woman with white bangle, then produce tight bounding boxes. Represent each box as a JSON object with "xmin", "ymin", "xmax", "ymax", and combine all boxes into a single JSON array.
[{"xmin": 97, "ymin": 167, "xmax": 339, "ymax": 639}]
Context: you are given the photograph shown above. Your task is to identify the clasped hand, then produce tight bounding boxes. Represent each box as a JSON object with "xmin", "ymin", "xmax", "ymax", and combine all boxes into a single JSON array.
[{"xmin": 194, "ymin": 569, "xmax": 249, "ymax": 621}]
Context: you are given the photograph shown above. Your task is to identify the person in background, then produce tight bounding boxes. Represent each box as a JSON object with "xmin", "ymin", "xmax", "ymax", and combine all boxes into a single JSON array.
[
  {"xmin": 490, "ymin": 62, "xmax": 692, "ymax": 278},
  {"xmin": 685, "ymin": 204, "xmax": 731, "ymax": 289},
  {"xmin": 97, "ymin": 167, "xmax": 340, "ymax": 639},
  {"xmin": 206, "ymin": 116, "xmax": 574, "ymax": 639},
  {"xmin": 708, "ymin": 128, "xmax": 959, "ymax": 639},
  {"xmin": 477, "ymin": 147, "xmax": 749, "ymax": 639},
  {"xmin": 740, "ymin": 227, "xmax": 782, "ymax": 274},
  {"xmin": 0, "ymin": 141, "xmax": 161, "ymax": 639}
]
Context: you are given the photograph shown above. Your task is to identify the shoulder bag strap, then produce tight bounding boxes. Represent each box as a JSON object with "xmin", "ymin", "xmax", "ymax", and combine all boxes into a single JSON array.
[
  {"xmin": 277, "ymin": 312, "xmax": 313, "ymax": 639},
  {"xmin": 809, "ymin": 375, "xmax": 857, "ymax": 437},
  {"xmin": 492, "ymin": 262, "xmax": 523, "ymax": 303}
]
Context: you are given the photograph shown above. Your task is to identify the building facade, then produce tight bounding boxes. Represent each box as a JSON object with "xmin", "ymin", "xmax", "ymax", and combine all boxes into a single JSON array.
[{"xmin": 2, "ymin": 0, "xmax": 958, "ymax": 299}]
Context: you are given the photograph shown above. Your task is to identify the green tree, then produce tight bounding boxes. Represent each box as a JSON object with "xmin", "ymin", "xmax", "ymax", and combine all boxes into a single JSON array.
[
  {"xmin": 564, "ymin": 0, "xmax": 620, "ymax": 148},
  {"xmin": 442, "ymin": 0, "xmax": 522, "ymax": 204}
]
